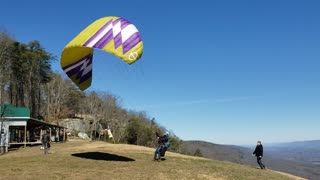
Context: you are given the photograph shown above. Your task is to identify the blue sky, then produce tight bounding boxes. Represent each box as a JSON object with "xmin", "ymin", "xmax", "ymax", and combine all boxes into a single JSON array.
[{"xmin": 1, "ymin": 0, "xmax": 319, "ymax": 145}]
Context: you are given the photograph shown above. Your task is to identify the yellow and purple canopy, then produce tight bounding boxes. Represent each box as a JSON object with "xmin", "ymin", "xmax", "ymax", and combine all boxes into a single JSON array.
[{"xmin": 60, "ymin": 16, "xmax": 143, "ymax": 91}]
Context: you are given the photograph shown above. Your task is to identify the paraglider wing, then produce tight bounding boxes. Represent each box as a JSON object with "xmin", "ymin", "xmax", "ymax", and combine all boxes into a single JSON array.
[{"xmin": 60, "ymin": 16, "xmax": 143, "ymax": 90}]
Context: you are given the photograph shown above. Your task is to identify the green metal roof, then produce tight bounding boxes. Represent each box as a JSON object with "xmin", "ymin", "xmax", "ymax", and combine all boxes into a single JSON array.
[
  {"xmin": 0, "ymin": 104, "xmax": 65, "ymax": 128},
  {"xmin": 0, "ymin": 104, "xmax": 30, "ymax": 118}
]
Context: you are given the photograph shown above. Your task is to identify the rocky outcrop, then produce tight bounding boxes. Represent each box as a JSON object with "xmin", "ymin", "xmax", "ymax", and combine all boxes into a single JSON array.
[{"xmin": 59, "ymin": 118, "xmax": 102, "ymax": 137}]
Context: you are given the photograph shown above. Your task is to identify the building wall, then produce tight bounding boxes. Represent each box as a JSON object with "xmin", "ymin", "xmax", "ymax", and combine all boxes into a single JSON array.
[{"xmin": 0, "ymin": 120, "xmax": 26, "ymax": 147}]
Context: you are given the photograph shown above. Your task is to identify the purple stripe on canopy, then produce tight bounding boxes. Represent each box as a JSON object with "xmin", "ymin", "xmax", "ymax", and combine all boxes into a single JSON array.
[
  {"xmin": 94, "ymin": 30, "xmax": 113, "ymax": 49},
  {"xmin": 121, "ymin": 20, "xmax": 131, "ymax": 30},
  {"xmin": 113, "ymin": 18, "xmax": 130, "ymax": 31},
  {"xmin": 123, "ymin": 32, "xmax": 141, "ymax": 54},
  {"xmin": 83, "ymin": 19, "xmax": 113, "ymax": 46},
  {"xmin": 113, "ymin": 33, "xmax": 122, "ymax": 49},
  {"xmin": 79, "ymin": 70, "xmax": 92, "ymax": 84},
  {"xmin": 62, "ymin": 54, "xmax": 92, "ymax": 70},
  {"xmin": 112, "ymin": 18, "xmax": 122, "ymax": 26}
]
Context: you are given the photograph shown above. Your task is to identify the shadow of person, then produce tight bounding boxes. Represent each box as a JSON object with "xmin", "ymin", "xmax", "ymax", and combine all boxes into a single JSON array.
[{"xmin": 71, "ymin": 152, "xmax": 135, "ymax": 162}]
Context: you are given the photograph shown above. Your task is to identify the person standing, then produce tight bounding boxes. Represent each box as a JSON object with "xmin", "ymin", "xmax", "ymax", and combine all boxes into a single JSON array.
[
  {"xmin": 41, "ymin": 130, "xmax": 50, "ymax": 155},
  {"xmin": 107, "ymin": 127, "xmax": 115, "ymax": 143},
  {"xmin": 252, "ymin": 141, "xmax": 266, "ymax": 169}
]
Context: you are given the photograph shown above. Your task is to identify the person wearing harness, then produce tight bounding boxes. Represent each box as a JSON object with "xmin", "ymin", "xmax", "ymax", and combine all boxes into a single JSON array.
[
  {"xmin": 252, "ymin": 141, "xmax": 266, "ymax": 169},
  {"xmin": 154, "ymin": 131, "xmax": 170, "ymax": 161}
]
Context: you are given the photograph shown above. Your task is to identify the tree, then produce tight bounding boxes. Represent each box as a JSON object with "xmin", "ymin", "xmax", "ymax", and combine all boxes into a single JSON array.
[
  {"xmin": 194, "ymin": 148, "xmax": 203, "ymax": 157},
  {"xmin": 5, "ymin": 40, "xmax": 54, "ymax": 117},
  {"xmin": 26, "ymin": 41, "xmax": 54, "ymax": 118},
  {"xmin": 125, "ymin": 118, "xmax": 140, "ymax": 144},
  {"xmin": 0, "ymin": 104, "xmax": 12, "ymax": 154},
  {"xmin": 98, "ymin": 93, "xmax": 128, "ymax": 143},
  {"xmin": 42, "ymin": 74, "xmax": 83, "ymax": 121},
  {"xmin": 63, "ymin": 80, "xmax": 85, "ymax": 117},
  {"xmin": 0, "ymin": 31, "xmax": 13, "ymax": 104},
  {"xmin": 166, "ymin": 134, "xmax": 183, "ymax": 153},
  {"xmin": 0, "ymin": 29, "xmax": 184, "ymax": 153},
  {"xmin": 82, "ymin": 91, "xmax": 103, "ymax": 140}
]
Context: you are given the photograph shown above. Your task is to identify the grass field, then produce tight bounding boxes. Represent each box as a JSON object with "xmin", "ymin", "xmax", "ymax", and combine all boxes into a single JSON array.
[{"xmin": 0, "ymin": 139, "xmax": 305, "ymax": 180}]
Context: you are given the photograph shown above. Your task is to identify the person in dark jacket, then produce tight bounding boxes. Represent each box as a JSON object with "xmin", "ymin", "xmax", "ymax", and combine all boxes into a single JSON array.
[
  {"xmin": 41, "ymin": 130, "xmax": 50, "ymax": 155},
  {"xmin": 252, "ymin": 141, "xmax": 266, "ymax": 169},
  {"xmin": 153, "ymin": 131, "xmax": 169, "ymax": 161}
]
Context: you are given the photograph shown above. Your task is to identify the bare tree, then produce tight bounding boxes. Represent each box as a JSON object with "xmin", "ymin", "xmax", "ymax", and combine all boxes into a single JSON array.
[
  {"xmin": 43, "ymin": 74, "xmax": 70, "ymax": 122},
  {"xmin": 82, "ymin": 91, "xmax": 102, "ymax": 140},
  {"xmin": 0, "ymin": 104, "xmax": 11, "ymax": 154},
  {"xmin": 0, "ymin": 31, "xmax": 13, "ymax": 104},
  {"xmin": 97, "ymin": 93, "xmax": 129, "ymax": 143}
]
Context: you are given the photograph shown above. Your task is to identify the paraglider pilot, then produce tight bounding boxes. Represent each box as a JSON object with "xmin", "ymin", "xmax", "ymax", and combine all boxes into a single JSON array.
[{"xmin": 154, "ymin": 131, "xmax": 170, "ymax": 161}]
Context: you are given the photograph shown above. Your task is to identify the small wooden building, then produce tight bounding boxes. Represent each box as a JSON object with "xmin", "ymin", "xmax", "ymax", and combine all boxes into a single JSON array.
[{"xmin": 0, "ymin": 104, "xmax": 66, "ymax": 154}]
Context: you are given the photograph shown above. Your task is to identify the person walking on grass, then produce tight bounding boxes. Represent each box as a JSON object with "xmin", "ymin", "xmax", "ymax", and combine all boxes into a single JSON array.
[
  {"xmin": 41, "ymin": 130, "xmax": 50, "ymax": 155},
  {"xmin": 252, "ymin": 141, "xmax": 266, "ymax": 169}
]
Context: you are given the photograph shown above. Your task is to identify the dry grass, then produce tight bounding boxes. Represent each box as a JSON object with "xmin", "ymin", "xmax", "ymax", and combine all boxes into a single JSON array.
[{"xmin": 0, "ymin": 139, "xmax": 305, "ymax": 180}]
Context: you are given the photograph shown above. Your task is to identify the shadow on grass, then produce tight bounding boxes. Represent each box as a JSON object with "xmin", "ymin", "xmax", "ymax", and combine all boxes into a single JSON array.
[{"xmin": 71, "ymin": 152, "xmax": 135, "ymax": 162}]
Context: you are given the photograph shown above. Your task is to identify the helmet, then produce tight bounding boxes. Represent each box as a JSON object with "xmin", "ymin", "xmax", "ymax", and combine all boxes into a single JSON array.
[{"xmin": 165, "ymin": 131, "xmax": 170, "ymax": 136}]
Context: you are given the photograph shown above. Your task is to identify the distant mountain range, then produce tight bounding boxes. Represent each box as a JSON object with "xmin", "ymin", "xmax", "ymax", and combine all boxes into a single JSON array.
[
  {"xmin": 264, "ymin": 140, "xmax": 320, "ymax": 164},
  {"xmin": 182, "ymin": 140, "xmax": 320, "ymax": 180}
]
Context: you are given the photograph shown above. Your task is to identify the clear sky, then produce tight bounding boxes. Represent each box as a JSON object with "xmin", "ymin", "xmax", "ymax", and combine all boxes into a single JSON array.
[{"xmin": 1, "ymin": 0, "xmax": 319, "ymax": 145}]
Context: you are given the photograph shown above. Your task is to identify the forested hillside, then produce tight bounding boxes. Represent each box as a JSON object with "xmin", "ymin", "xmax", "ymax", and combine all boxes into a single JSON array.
[{"xmin": 0, "ymin": 31, "xmax": 183, "ymax": 152}]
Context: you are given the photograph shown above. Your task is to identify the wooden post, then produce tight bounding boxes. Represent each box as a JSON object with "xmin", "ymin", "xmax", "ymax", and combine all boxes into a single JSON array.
[
  {"xmin": 40, "ymin": 129, "xmax": 42, "ymax": 141},
  {"xmin": 18, "ymin": 129, "xmax": 21, "ymax": 143},
  {"xmin": 14, "ymin": 129, "xmax": 17, "ymax": 142},
  {"xmin": 56, "ymin": 128, "xmax": 58, "ymax": 142},
  {"xmin": 27, "ymin": 130, "xmax": 30, "ymax": 142},
  {"xmin": 63, "ymin": 128, "xmax": 66, "ymax": 142},
  {"xmin": 57, "ymin": 128, "xmax": 60, "ymax": 142},
  {"xmin": 24, "ymin": 125, "xmax": 27, "ymax": 148},
  {"xmin": 49, "ymin": 128, "xmax": 52, "ymax": 142}
]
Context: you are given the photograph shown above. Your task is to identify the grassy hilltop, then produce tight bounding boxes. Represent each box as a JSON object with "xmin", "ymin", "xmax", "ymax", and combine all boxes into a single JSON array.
[{"xmin": 0, "ymin": 140, "xmax": 305, "ymax": 180}]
